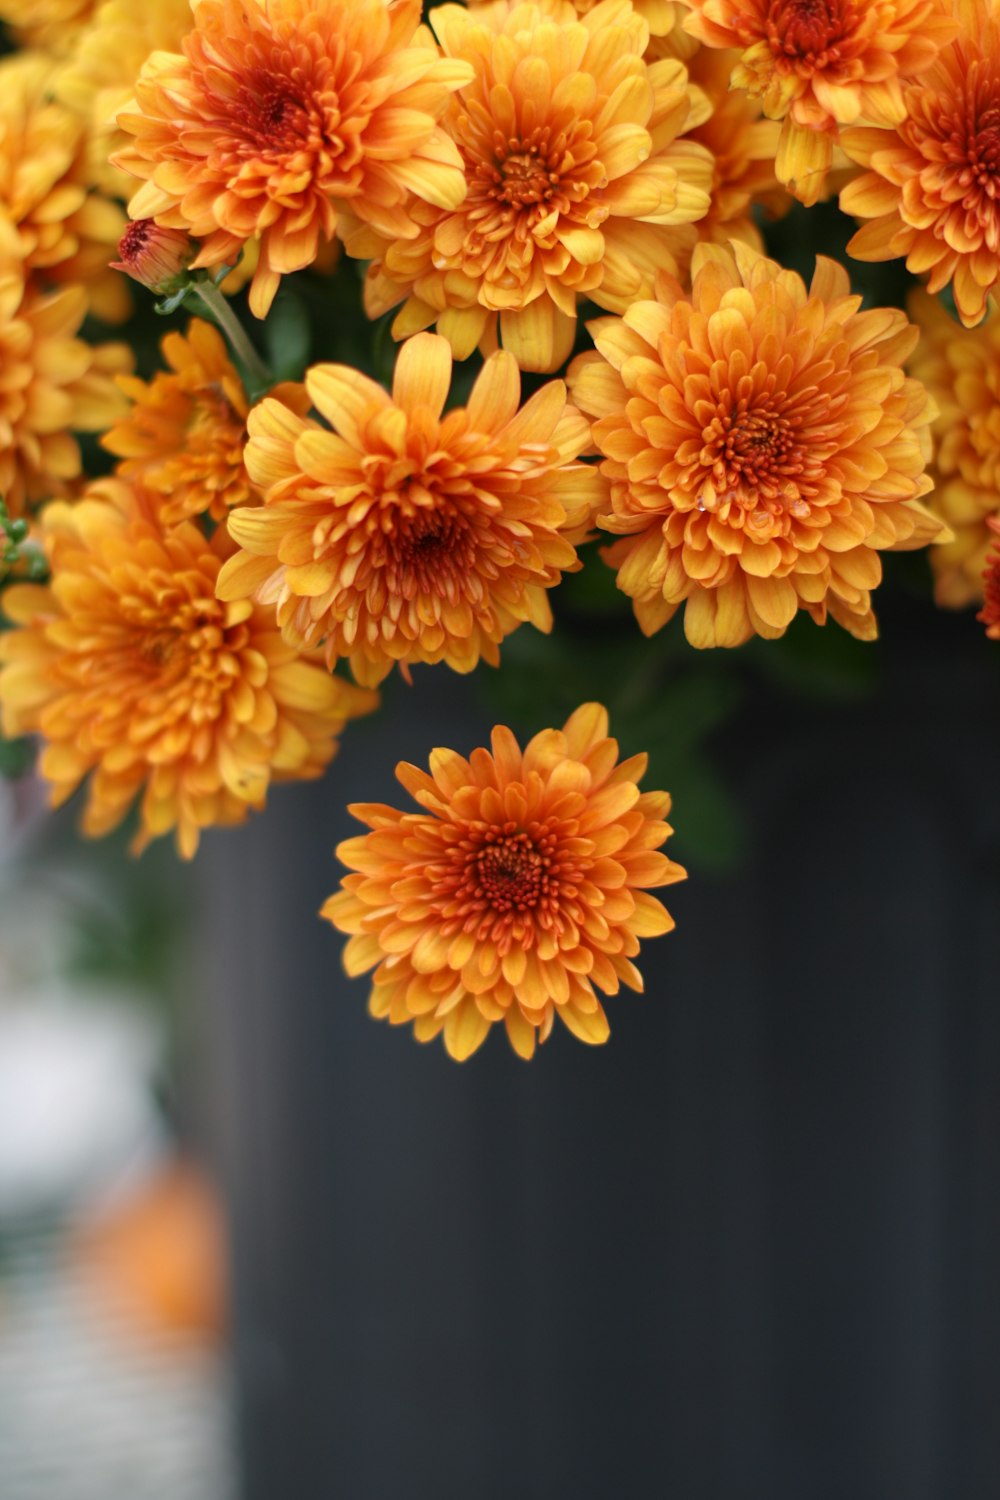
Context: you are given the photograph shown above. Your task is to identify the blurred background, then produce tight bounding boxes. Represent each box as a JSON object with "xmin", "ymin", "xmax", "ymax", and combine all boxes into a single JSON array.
[
  {"xmin": 0, "ymin": 777, "xmax": 234, "ymax": 1499},
  {"xmin": 3, "ymin": 565, "xmax": 998, "ymax": 1500}
]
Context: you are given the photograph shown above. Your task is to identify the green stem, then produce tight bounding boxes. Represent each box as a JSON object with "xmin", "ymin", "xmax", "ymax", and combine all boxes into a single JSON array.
[{"xmin": 189, "ymin": 279, "xmax": 272, "ymax": 397}]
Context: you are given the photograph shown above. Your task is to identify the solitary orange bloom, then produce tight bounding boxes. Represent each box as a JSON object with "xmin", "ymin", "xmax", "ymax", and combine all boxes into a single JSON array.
[
  {"xmin": 841, "ymin": 0, "xmax": 1000, "ymax": 326},
  {"xmin": 323, "ymin": 704, "xmax": 686, "ymax": 1061},
  {"xmin": 979, "ymin": 518, "xmax": 1000, "ymax": 636},
  {"xmin": 568, "ymin": 242, "xmax": 945, "ymax": 647},
  {"xmin": 0, "ymin": 243, "xmax": 130, "ymax": 517},
  {"xmin": 356, "ymin": 0, "xmax": 714, "ymax": 372},
  {"xmin": 684, "ymin": 0, "xmax": 955, "ymax": 204},
  {"xmin": 907, "ymin": 291, "xmax": 1000, "ymax": 607},
  {"xmin": 217, "ymin": 333, "xmax": 605, "ymax": 686},
  {"xmin": 102, "ymin": 318, "xmax": 297, "ymax": 527},
  {"xmin": 114, "ymin": 0, "xmax": 472, "ymax": 316},
  {"xmin": 0, "ymin": 479, "xmax": 375, "ymax": 858}
]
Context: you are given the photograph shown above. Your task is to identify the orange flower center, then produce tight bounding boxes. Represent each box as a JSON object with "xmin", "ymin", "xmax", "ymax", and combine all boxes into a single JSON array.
[
  {"xmin": 766, "ymin": 0, "xmax": 852, "ymax": 64},
  {"xmin": 475, "ymin": 832, "xmax": 546, "ymax": 912},
  {"xmin": 698, "ymin": 394, "xmax": 819, "ymax": 516},
  {"xmin": 423, "ymin": 816, "xmax": 589, "ymax": 948},
  {"xmin": 388, "ymin": 506, "xmax": 476, "ymax": 596},
  {"xmin": 466, "ymin": 125, "xmax": 603, "ymax": 240},
  {"xmin": 198, "ymin": 43, "xmax": 366, "ymax": 185},
  {"xmin": 232, "ymin": 70, "xmax": 319, "ymax": 153},
  {"xmin": 968, "ymin": 106, "xmax": 1000, "ymax": 195},
  {"xmin": 183, "ymin": 390, "xmax": 247, "ymax": 473},
  {"xmin": 115, "ymin": 577, "xmax": 248, "ymax": 717},
  {"xmin": 139, "ymin": 627, "xmax": 183, "ymax": 667},
  {"xmin": 492, "ymin": 139, "xmax": 562, "ymax": 209}
]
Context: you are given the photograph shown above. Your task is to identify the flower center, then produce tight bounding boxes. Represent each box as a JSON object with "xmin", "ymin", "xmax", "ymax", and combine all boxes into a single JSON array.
[
  {"xmin": 471, "ymin": 125, "xmax": 597, "ymax": 220},
  {"xmin": 424, "ymin": 816, "xmax": 589, "ymax": 951},
  {"xmin": 971, "ymin": 106, "xmax": 1000, "ymax": 192},
  {"xmin": 494, "ymin": 144, "xmax": 559, "ymax": 209},
  {"xmin": 389, "ymin": 506, "xmax": 477, "ymax": 596},
  {"xmin": 236, "ymin": 77, "xmax": 308, "ymax": 147},
  {"xmin": 125, "ymin": 587, "xmax": 230, "ymax": 690},
  {"xmin": 475, "ymin": 833, "xmax": 545, "ymax": 912},
  {"xmin": 139, "ymin": 628, "xmax": 182, "ymax": 667},
  {"xmin": 767, "ymin": 0, "xmax": 851, "ymax": 61},
  {"xmin": 702, "ymin": 401, "xmax": 802, "ymax": 501}
]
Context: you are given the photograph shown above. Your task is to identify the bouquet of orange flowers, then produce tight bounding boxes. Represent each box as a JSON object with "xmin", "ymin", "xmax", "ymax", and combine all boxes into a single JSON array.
[{"xmin": 1, "ymin": 0, "xmax": 997, "ymax": 1060}]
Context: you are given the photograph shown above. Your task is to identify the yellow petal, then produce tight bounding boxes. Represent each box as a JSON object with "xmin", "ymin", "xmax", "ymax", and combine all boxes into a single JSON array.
[
  {"xmin": 391, "ymin": 332, "xmax": 453, "ymax": 419},
  {"xmin": 444, "ymin": 1000, "xmax": 492, "ymax": 1062}
]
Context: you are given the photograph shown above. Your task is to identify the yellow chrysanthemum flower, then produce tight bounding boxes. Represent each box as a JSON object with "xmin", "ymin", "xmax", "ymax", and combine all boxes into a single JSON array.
[
  {"xmin": 0, "ymin": 0, "xmax": 96, "ymax": 57},
  {"xmin": 683, "ymin": 0, "xmax": 956, "ymax": 204},
  {"xmin": 0, "ymin": 52, "xmax": 128, "ymax": 321},
  {"xmin": 679, "ymin": 46, "xmax": 788, "ymax": 254},
  {"xmin": 0, "ymin": 478, "xmax": 376, "ymax": 858},
  {"xmin": 355, "ymin": 0, "xmax": 714, "ymax": 373},
  {"xmin": 0, "ymin": 231, "xmax": 130, "ymax": 518},
  {"xmin": 54, "ymin": 0, "xmax": 195, "ymax": 201},
  {"xmin": 908, "ymin": 290, "xmax": 1000, "ymax": 608},
  {"xmin": 323, "ymin": 704, "xmax": 687, "ymax": 1061},
  {"xmin": 470, "ymin": 0, "xmax": 679, "ymax": 36},
  {"xmin": 113, "ymin": 0, "xmax": 473, "ymax": 317},
  {"xmin": 216, "ymin": 332, "xmax": 606, "ymax": 686},
  {"xmin": 102, "ymin": 318, "xmax": 309, "ymax": 527},
  {"xmin": 568, "ymin": 242, "xmax": 946, "ymax": 647},
  {"xmin": 841, "ymin": 0, "xmax": 1000, "ymax": 328}
]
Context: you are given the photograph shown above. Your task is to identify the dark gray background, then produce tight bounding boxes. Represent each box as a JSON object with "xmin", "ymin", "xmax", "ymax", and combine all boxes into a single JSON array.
[{"xmin": 199, "ymin": 602, "xmax": 1000, "ymax": 1500}]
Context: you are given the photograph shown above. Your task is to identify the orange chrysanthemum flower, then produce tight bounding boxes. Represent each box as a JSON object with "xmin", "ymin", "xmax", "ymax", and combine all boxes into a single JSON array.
[
  {"xmin": 322, "ymin": 704, "xmax": 687, "ymax": 1061},
  {"xmin": 841, "ymin": 0, "xmax": 1000, "ymax": 326},
  {"xmin": 907, "ymin": 290, "xmax": 1000, "ymax": 607},
  {"xmin": 216, "ymin": 332, "xmax": 605, "ymax": 686},
  {"xmin": 101, "ymin": 318, "xmax": 309, "ymax": 527},
  {"xmin": 0, "ymin": 53, "xmax": 128, "ymax": 321},
  {"xmin": 978, "ymin": 518, "xmax": 1000, "ymax": 636},
  {"xmin": 113, "ymin": 0, "xmax": 472, "ymax": 317},
  {"xmin": 0, "ymin": 479, "xmax": 376, "ymax": 858},
  {"xmin": 356, "ymin": 0, "xmax": 714, "ymax": 373},
  {"xmin": 567, "ymin": 242, "xmax": 945, "ymax": 647},
  {"xmin": 0, "ymin": 241, "xmax": 130, "ymax": 518},
  {"xmin": 683, "ymin": 0, "xmax": 955, "ymax": 204}
]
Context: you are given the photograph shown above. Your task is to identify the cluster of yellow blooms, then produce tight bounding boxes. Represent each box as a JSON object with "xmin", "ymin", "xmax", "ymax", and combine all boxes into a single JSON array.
[{"xmin": 0, "ymin": 0, "xmax": 998, "ymax": 1059}]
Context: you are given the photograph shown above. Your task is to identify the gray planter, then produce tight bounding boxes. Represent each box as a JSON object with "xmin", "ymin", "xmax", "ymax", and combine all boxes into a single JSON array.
[{"xmin": 198, "ymin": 612, "xmax": 1000, "ymax": 1500}]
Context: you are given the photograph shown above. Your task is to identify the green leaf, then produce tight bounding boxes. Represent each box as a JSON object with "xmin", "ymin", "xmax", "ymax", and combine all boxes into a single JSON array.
[
  {"xmin": 263, "ymin": 288, "xmax": 312, "ymax": 381},
  {"xmin": 0, "ymin": 732, "xmax": 33, "ymax": 778}
]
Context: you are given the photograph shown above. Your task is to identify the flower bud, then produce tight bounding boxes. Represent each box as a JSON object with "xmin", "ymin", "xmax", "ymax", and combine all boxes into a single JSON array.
[
  {"xmin": 112, "ymin": 221, "xmax": 195, "ymax": 293},
  {"xmin": 978, "ymin": 517, "xmax": 1000, "ymax": 641}
]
